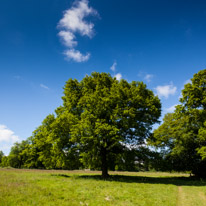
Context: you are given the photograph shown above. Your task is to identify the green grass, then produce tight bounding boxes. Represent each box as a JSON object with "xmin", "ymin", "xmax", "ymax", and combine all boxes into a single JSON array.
[{"xmin": 0, "ymin": 169, "xmax": 206, "ymax": 206}]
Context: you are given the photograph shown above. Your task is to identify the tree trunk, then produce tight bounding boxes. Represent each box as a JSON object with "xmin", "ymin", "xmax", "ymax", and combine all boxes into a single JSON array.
[{"xmin": 101, "ymin": 147, "xmax": 109, "ymax": 178}]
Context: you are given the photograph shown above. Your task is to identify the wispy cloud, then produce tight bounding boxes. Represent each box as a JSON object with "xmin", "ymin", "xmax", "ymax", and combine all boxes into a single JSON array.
[
  {"xmin": 64, "ymin": 49, "xmax": 90, "ymax": 62},
  {"xmin": 155, "ymin": 83, "xmax": 177, "ymax": 98},
  {"xmin": 184, "ymin": 79, "xmax": 191, "ymax": 85},
  {"xmin": 115, "ymin": 73, "xmax": 122, "ymax": 81},
  {"xmin": 178, "ymin": 79, "xmax": 192, "ymax": 99},
  {"xmin": 110, "ymin": 61, "xmax": 117, "ymax": 72},
  {"xmin": 110, "ymin": 61, "xmax": 122, "ymax": 81},
  {"xmin": 138, "ymin": 71, "xmax": 154, "ymax": 83},
  {"xmin": 0, "ymin": 125, "xmax": 20, "ymax": 155},
  {"xmin": 58, "ymin": 30, "xmax": 77, "ymax": 47},
  {"xmin": 165, "ymin": 104, "xmax": 178, "ymax": 113},
  {"xmin": 58, "ymin": 0, "xmax": 98, "ymax": 62},
  {"xmin": 40, "ymin": 84, "xmax": 49, "ymax": 90},
  {"xmin": 144, "ymin": 74, "xmax": 154, "ymax": 83}
]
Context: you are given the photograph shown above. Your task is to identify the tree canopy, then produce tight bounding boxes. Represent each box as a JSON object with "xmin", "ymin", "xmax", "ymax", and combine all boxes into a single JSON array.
[{"xmin": 62, "ymin": 72, "xmax": 161, "ymax": 177}]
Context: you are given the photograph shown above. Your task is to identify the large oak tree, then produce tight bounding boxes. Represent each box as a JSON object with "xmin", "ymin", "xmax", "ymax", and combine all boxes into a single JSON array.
[{"xmin": 62, "ymin": 72, "xmax": 161, "ymax": 177}]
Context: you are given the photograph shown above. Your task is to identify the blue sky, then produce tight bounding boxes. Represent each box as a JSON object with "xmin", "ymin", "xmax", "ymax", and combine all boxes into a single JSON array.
[{"xmin": 1, "ymin": 0, "xmax": 206, "ymax": 154}]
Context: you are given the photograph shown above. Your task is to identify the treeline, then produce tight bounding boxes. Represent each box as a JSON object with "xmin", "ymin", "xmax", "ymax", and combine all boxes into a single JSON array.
[
  {"xmin": 1, "ymin": 70, "xmax": 206, "ymax": 177},
  {"xmin": 0, "ymin": 144, "xmax": 170, "ymax": 172}
]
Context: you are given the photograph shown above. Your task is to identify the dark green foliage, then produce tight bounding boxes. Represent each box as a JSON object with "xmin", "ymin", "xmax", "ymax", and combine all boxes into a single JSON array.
[{"xmin": 0, "ymin": 151, "xmax": 4, "ymax": 165}]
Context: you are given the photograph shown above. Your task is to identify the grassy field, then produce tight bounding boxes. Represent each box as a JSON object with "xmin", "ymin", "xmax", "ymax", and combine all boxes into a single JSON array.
[{"xmin": 0, "ymin": 169, "xmax": 206, "ymax": 206}]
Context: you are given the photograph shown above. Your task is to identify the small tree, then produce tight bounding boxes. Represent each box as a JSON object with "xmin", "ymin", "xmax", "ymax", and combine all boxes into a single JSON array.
[{"xmin": 62, "ymin": 72, "xmax": 161, "ymax": 177}]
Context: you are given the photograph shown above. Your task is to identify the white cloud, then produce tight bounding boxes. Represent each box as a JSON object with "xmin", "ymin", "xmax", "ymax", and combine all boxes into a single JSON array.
[
  {"xmin": 58, "ymin": 31, "xmax": 77, "ymax": 47},
  {"xmin": 138, "ymin": 72, "xmax": 154, "ymax": 83},
  {"xmin": 115, "ymin": 73, "xmax": 122, "ymax": 81},
  {"xmin": 64, "ymin": 49, "xmax": 90, "ymax": 62},
  {"xmin": 155, "ymin": 83, "xmax": 177, "ymax": 98},
  {"xmin": 110, "ymin": 61, "xmax": 122, "ymax": 80},
  {"xmin": 58, "ymin": 0, "xmax": 98, "ymax": 62},
  {"xmin": 184, "ymin": 79, "xmax": 192, "ymax": 85},
  {"xmin": 0, "ymin": 125, "xmax": 19, "ymax": 143},
  {"xmin": 178, "ymin": 92, "xmax": 183, "ymax": 99},
  {"xmin": 110, "ymin": 61, "xmax": 117, "ymax": 72},
  {"xmin": 178, "ymin": 79, "xmax": 192, "ymax": 99},
  {"xmin": 40, "ymin": 84, "xmax": 49, "ymax": 90},
  {"xmin": 58, "ymin": 0, "xmax": 97, "ymax": 37},
  {"xmin": 0, "ymin": 125, "xmax": 20, "ymax": 155},
  {"xmin": 165, "ymin": 104, "xmax": 178, "ymax": 113},
  {"xmin": 144, "ymin": 74, "xmax": 154, "ymax": 83}
]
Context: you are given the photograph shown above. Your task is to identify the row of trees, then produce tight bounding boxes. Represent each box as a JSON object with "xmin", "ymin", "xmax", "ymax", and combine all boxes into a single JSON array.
[
  {"xmin": 0, "ymin": 144, "xmax": 169, "ymax": 172},
  {"xmin": 2, "ymin": 70, "xmax": 206, "ymax": 177}
]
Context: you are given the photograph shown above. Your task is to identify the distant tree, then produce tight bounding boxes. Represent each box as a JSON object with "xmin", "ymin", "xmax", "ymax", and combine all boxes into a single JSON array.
[
  {"xmin": 0, "ymin": 151, "xmax": 4, "ymax": 164},
  {"xmin": 62, "ymin": 72, "xmax": 161, "ymax": 177},
  {"xmin": 149, "ymin": 113, "xmax": 197, "ymax": 172},
  {"xmin": 1, "ymin": 156, "xmax": 9, "ymax": 167},
  {"xmin": 150, "ymin": 69, "xmax": 206, "ymax": 177},
  {"xmin": 45, "ymin": 111, "xmax": 82, "ymax": 169},
  {"xmin": 8, "ymin": 141, "xmax": 29, "ymax": 168},
  {"xmin": 28, "ymin": 114, "xmax": 57, "ymax": 169},
  {"xmin": 26, "ymin": 113, "xmax": 82, "ymax": 169}
]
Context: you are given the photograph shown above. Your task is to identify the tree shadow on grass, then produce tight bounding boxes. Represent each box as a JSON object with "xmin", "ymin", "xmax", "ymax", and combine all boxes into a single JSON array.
[
  {"xmin": 78, "ymin": 175, "xmax": 206, "ymax": 186},
  {"xmin": 51, "ymin": 174, "xmax": 71, "ymax": 178}
]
